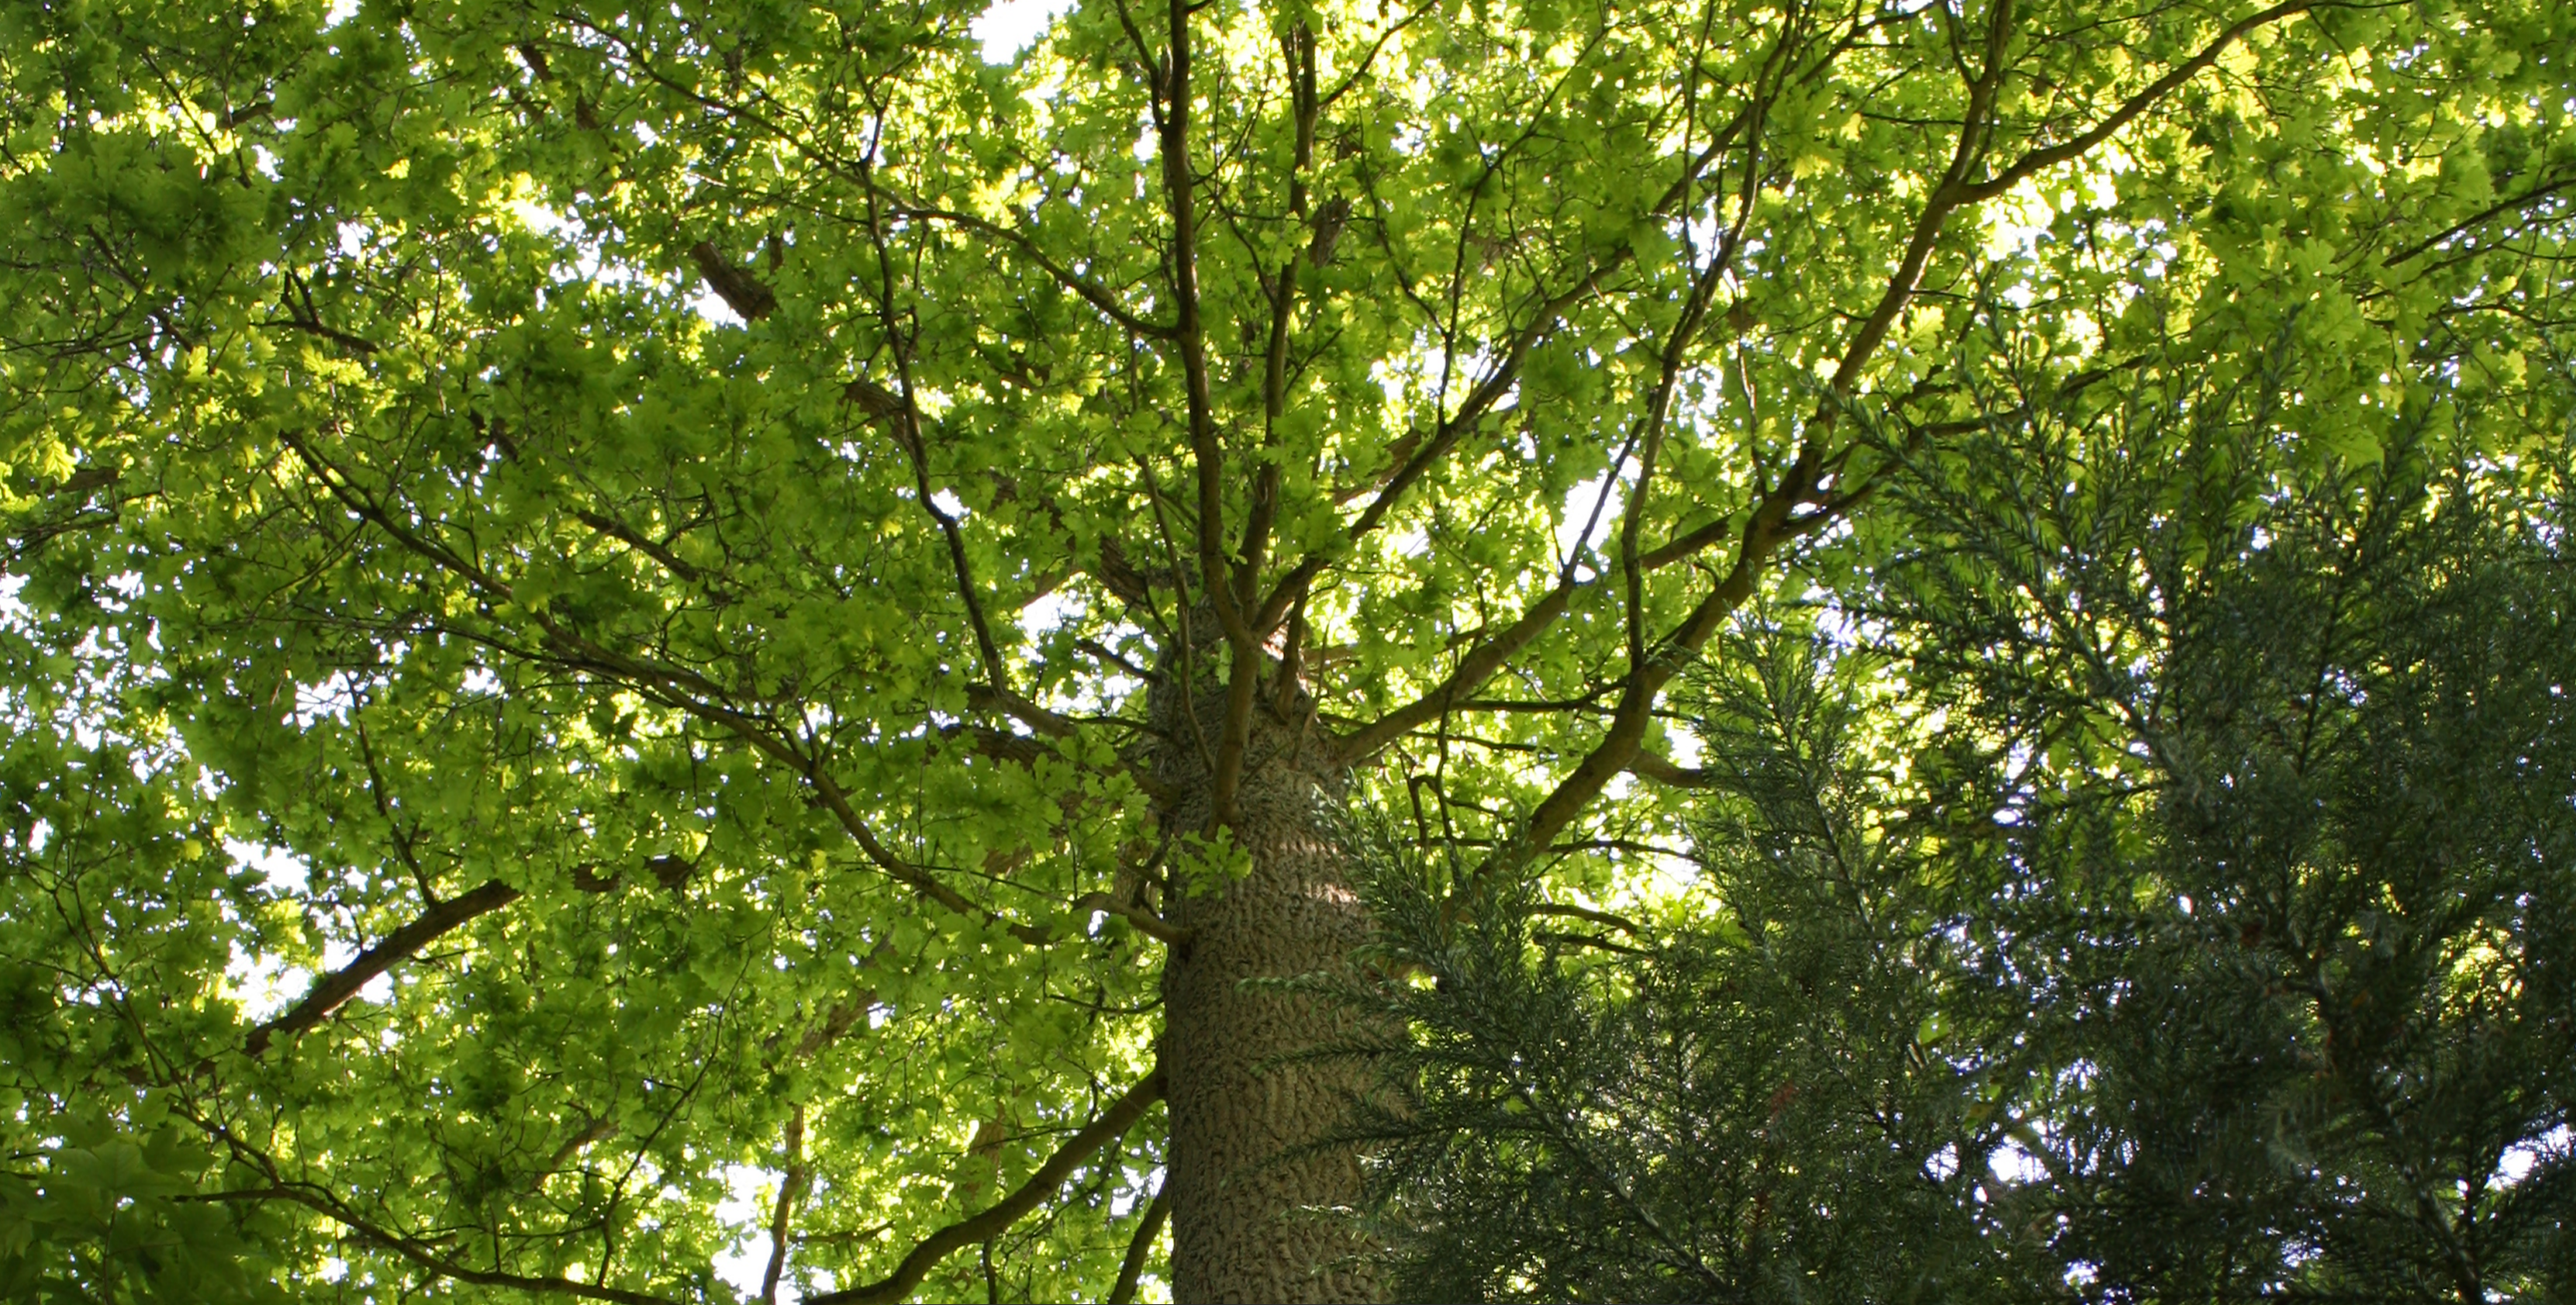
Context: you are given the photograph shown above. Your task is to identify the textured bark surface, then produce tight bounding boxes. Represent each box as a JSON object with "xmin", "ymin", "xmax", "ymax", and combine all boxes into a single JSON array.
[{"xmin": 1152, "ymin": 643, "xmax": 1379, "ymax": 1303}]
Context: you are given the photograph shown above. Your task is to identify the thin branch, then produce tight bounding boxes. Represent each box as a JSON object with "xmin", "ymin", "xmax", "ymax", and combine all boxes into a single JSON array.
[
  {"xmin": 191, "ymin": 1179, "xmax": 682, "ymax": 1305},
  {"xmin": 2379, "ymin": 171, "xmax": 2576, "ymax": 267},
  {"xmin": 1528, "ymin": 902, "xmax": 1645, "ymax": 936},
  {"xmin": 1531, "ymin": 929, "xmax": 1652, "ymax": 957},
  {"xmin": 1949, "ymin": 0, "xmax": 2330, "ymax": 208},
  {"xmin": 761, "ymin": 1106, "xmax": 810, "ymax": 1305},
  {"xmin": 1072, "ymin": 892, "xmax": 1190, "ymax": 945},
  {"xmin": 1335, "ymin": 578, "xmax": 1582, "ymax": 762},
  {"xmin": 1335, "ymin": 513, "xmax": 1739, "ymax": 764},
  {"xmin": 880, "ymin": 200, "xmax": 1176, "ymax": 340},
  {"xmin": 275, "ymin": 430, "xmax": 1097, "ymax": 948}
]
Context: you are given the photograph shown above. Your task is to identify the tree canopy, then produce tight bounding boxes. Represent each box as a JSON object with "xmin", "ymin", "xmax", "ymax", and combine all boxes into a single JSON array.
[
  {"xmin": 1346, "ymin": 395, "xmax": 2576, "ymax": 1303},
  {"xmin": 1, "ymin": 0, "xmax": 2570, "ymax": 1298}
]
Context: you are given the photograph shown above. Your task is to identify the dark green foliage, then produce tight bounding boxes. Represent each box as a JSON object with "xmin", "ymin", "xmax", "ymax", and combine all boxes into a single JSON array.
[{"xmin": 1347, "ymin": 388, "xmax": 2576, "ymax": 1302}]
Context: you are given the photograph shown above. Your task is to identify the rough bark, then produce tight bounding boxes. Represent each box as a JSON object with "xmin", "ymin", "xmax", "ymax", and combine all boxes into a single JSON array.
[{"xmin": 1152, "ymin": 630, "xmax": 1379, "ymax": 1303}]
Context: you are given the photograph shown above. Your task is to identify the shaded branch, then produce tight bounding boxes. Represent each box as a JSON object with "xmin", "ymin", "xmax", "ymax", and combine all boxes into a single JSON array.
[
  {"xmin": 1528, "ymin": 902, "xmax": 1645, "ymax": 936},
  {"xmin": 807, "ymin": 1063, "xmax": 1167, "ymax": 1305},
  {"xmin": 1107, "ymin": 1183, "xmax": 1169, "ymax": 1305},
  {"xmin": 1950, "ymin": 0, "xmax": 2330, "ymax": 208},
  {"xmin": 1625, "ymin": 747, "xmax": 1720, "ymax": 789},
  {"xmin": 188, "ymin": 1177, "xmax": 682, "ymax": 1305},
  {"xmin": 761, "ymin": 1106, "xmax": 810, "ymax": 1305},
  {"xmin": 1335, "ymin": 578, "xmax": 1582, "ymax": 762}
]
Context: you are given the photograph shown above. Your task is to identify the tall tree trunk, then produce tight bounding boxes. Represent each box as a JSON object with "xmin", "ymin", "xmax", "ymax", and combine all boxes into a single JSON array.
[{"xmin": 1152, "ymin": 637, "xmax": 1379, "ymax": 1303}]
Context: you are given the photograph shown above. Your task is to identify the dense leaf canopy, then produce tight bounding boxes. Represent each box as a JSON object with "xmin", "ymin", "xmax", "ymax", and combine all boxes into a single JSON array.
[{"xmin": 0, "ymin": 0, "xmax": 2570, "ymax": 1297}]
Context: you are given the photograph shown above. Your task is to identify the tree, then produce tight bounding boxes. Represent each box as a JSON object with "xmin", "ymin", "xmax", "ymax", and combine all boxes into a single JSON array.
[
  {"xmin": 1, "ymin": 0, "xmax": 2568, "ymax": 1298},
  {"xmin": 1338, "ymin": 367, "xmax": 2576, "ymax": 1300}
]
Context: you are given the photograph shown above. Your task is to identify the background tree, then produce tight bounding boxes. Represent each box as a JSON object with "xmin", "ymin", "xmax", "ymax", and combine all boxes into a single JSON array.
[
  {"xmin": 1342, "ymin": 354, "xmax": 2576, "ymax": 1301},
  {"xmin": 2, "ymin": 0, "xmax": 2570, "ymax": 1299}
]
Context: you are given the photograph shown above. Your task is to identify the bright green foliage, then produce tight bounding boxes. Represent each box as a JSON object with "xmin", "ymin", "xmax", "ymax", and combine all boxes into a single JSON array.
[
  {"xmin": 1346, "ymin": 380, "xmax": 2576, "ymax": 1301},
  {"xmin": 1, "ymin": 0, "xmax": 2571, "ymax": 1297}
]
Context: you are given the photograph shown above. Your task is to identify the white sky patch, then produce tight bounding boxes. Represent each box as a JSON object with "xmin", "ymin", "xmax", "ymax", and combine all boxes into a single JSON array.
[
  {"xmin": 510, "ymin": 200, "xmax": 575, "ymax": 237},
  {"xmin": 228, "ymin": 838, "xmax": 309, "ymax": 895},
  {"xmin": 1020, "ymin": 589, "xmax": 1076, "ymax": 643},
  {"xmin": 1663, "ymin": 730, "xmax": 1704, "ymax": 769},
  {"xmin": 1558, "ymin": 470, "xmax": 1627, "ymax": 568},
  {"xmin": 971, "ymin": 0, "xmax": 1075, "ymax": 63},
  {"xmin": 221, "ymin": 840, "xmax": 367, "ymax": 1022},
  {"xmin": 692, "ymin": 287, "xmax": 746, "ymax": 328},
  {"xmin": 323, "ymin": 0, "xmax": 359, "ymax": 28},
  {"xmin": 2498, "ymin": 1125, "xmax": 2571, "ymax": 1186},
  {"xmin": 1991, "ymin": 1132, "xmax": 2051, "ymax": 1185},
  {"xmin": 711, "ymin": 1163, "xmax": 780, "ymax": 1296},
  {"xmin": 224, "ymin": 944, "xmax": 301, "ymax": 1025}
]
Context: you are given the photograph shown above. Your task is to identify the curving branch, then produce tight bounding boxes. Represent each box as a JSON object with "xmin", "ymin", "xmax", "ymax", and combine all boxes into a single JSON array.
[
  {"xmin": 1335, "ymin": 578, "xmax": 1583, "ymax": 764},
  {"xmin": 806, "ymin": 1063, "xmax": 1167, "ymax": 1305},
  {"xmin": 2378, "ymin": 171, "xmax": 2576, "ymax": 268},
  {"xmin": 1106, "ymin": 1182, "xmax": 1170, "ymax": 1305},
  {"xmin": 1624, "ymin": 747, "xmax": 1720, "ymax": 789},
  {"xmin": 1952, "ymin": 0, "xmax": 2330, "ymax": 209},
  {"xmin": 180, "ymin": 1169, "xmax": 682, "ymax": 1305}
]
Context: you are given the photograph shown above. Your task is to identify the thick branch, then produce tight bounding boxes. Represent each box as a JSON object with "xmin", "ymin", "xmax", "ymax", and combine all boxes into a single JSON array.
[
  {"xmin": 1335, "ymin": 578, "xmax": 1581, "ymax": 763},
  {"xmin": 243, "ymin": 879, "xmax": 521, "ymax": 1057},
  {"xmin": 806, "ymin": 1064, "xmax": 1166, "ymax": 1305},
  {"xmin": 1107, "ymin": 1184, "xmax": 1170, "ymax": 1305},
  {"xmin": 1497, "ymin": 474, "xmax": 1835, "ymax": 880}
]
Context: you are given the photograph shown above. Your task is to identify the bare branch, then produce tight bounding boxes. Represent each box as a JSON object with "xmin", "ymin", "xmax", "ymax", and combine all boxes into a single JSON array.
[
  {"xmin": 1625, "ymin": 747, "xmax": 1720, "ymax": 789},
  {"xmin": 1528, "ymin": 902, "xmax": 1645, "ymax": 936},
  {"xmin": 243, "ymin": 879, "xmax": 520, "ymax": 1057},
  {"xmin": 191, "ymin": 1179, "xmax": 683, "ymax": 1305},
  {"xmin": 761, "ymin": 1106, "xmax": 810, "ymax": 1305},
  {"xmin": 1107, "ymin": 1182, "xmax": 1170, "ymax": 1305},
  {"xmin": 1335, "ymin": 578, "xmax": 1582, "ymax": 763},
  {"xmin": 807, "ymin": 1064, "xmax": 1167, "ymax": 1305}
]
